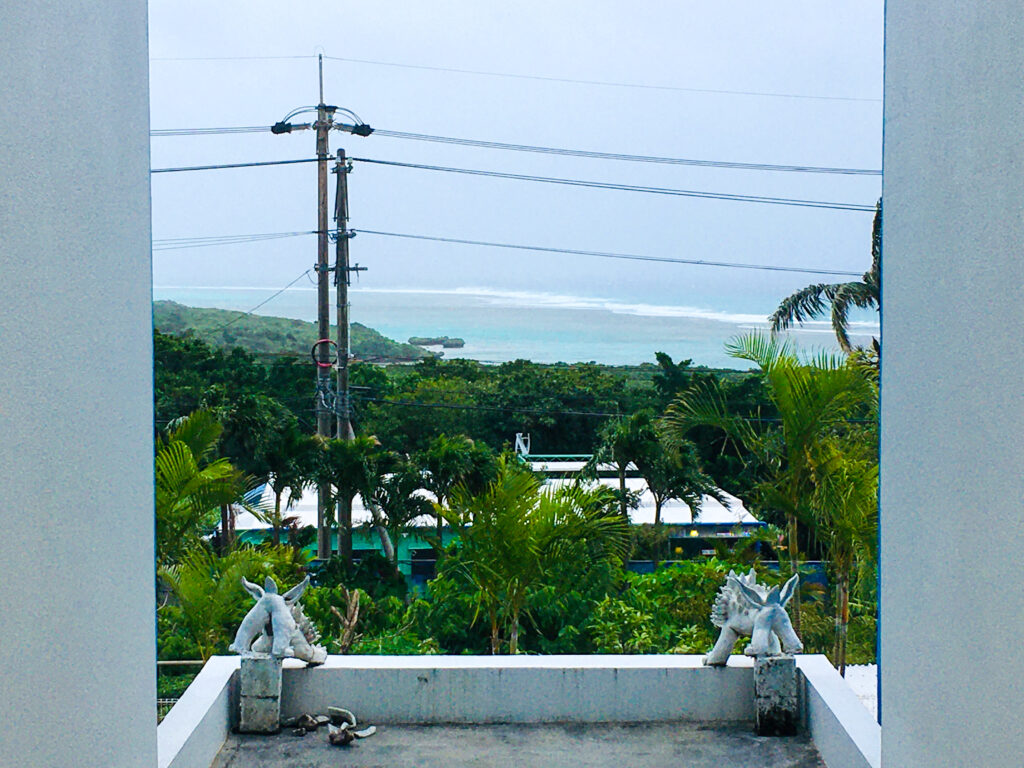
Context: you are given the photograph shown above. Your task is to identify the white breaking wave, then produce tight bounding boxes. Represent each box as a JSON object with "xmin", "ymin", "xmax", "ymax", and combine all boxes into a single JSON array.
[
  {"xmin": 351, "ymin": 286, "xmax": 773, "ymax": 325},
  {"xmin": 153, "ymin": 284, "xmax": 880, "ymax": 333}
]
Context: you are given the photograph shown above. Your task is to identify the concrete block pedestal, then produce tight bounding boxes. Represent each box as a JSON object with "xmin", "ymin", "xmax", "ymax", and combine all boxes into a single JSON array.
[
  {"xmin": 239, "ymin": 656, "xmax": 283, "ymax": 733},
  {"xmin": 753, "ymin": 656, "xmax": 798, "ymax": 736}
]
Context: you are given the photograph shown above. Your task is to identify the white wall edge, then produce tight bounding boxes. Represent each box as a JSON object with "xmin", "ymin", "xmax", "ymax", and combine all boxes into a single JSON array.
[
  {"xmin": 158, "ymin": 657, "xmax": 240, "ymax": 768},
  {"xmin": 280, "ymin": 654, "xmax": 754, "ymax": 724},
  {"xmin": 306, "ymin": 653, "xmax": 754, "ymax": 670},
  {"xmin": 156, "ymin": 654, "xmax": 877, "ymax": 768},
  {"xmin": 797, "ymin": 656, "xmax": 880, "ymax": 768}
]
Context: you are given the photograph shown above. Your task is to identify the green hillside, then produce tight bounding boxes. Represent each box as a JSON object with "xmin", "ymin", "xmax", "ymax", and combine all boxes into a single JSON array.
[{"xmin": 153, "ymin": 301, "xmax": 429, "ymax": 361}]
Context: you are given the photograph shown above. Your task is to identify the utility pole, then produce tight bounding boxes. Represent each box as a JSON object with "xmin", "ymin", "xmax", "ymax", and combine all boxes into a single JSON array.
[
  {"xmin": 314, "ymin": 55, "xmax": 337, "ymax": 560},
  {"xmin": 333, "ymin": 148, "xmax": 363, "ymax": 442},
  {"xmin": 271, "ymin": 56, "xmax": 373, "ymax": 561}
]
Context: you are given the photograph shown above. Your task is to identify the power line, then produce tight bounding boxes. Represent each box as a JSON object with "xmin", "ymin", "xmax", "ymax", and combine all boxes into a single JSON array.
[
  {"xmin": 151, "ymin": 226, "xmax": 861, "ymax": 276},
  {"xmin": 322, "ymin": 55, "xmax": 880, "ymax": 103},
  {"xmin": 211, "ymin": 270, "xmax": 313, "ymax": 331},
  {"xmin": 354, "ymin": 395, "xmax": 873, "ymax": 424},
  {"xmin": 355, "ymin": 395, "xmax": 621, "ymax": 419},
  {"xmin": 369, "ymin": 129, "xmax": 881, "ymax": 176},
  {"xmin": 151, "ymin": 126, "xmax": 271, "ymax": 137},
  {"xmin": 151, "ymin": 158, "xmax": 319, "ymax": 174},
  {"xmin": 350, "ymin": 156, "xmax": 875, "ymax": 212},
  {"xmin": 352, "ymin": 229, "xmax": 862, "ymax": 276},
  {"xmin": 153, "ymin": 231, "xmax": 317, "ymax": 251},
  {"xmin": 149, "ymin": 53, "xmax": 880, "ymax": 102},
  {"xmin": 149, "ymin": 124, "xmax": 881, "ymax": 176},
  {"xmin": 151, "ymin": 54, "xmax": 311, "ymax": 61}
]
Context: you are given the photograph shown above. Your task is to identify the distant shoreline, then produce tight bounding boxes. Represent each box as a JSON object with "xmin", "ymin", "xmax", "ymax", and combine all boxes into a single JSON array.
[{"xmin": 153, "ymin": 287, "xmax": 878, "ymax": 369}]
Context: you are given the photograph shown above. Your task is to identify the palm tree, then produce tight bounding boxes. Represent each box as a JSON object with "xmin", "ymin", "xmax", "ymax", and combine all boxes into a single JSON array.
[
  {"xmin": 155, "ymin": 411, "xmax": 248, "ymax": 568},
  {"xmin": 666, "ymin": 332, "xmax": 876, "ymax": 633},
  {"xmin": 811, "ymin": 442, "xmax": 878, "ymax": 675},
  {"xmin": 316, "ymin": 435, "xmax": 386, "ymax": 561},
  {"xmin": 260, "ymin": 425, "xmax": 318, "ymax": 546},
  {"xmin": 591, "ymin": 411, "xmax": 655, "ymax": 519},
  {"xmin": 418, "ymin": 434, "xmax": 497, "ymax": 543},
  {"xmin": 770, "ymin": 200, "xmax": 881, "ymax": 353},
  {"xmin": 441, "ymin": 457, "xmax": 628, "ymax": 654},
  {"xmin": 634, "ymin": 424, "xmax": 721, "ymax": 527},
  {"xmin": 366, "ymin": 458, "xmax": 434, "ymax": 569}
]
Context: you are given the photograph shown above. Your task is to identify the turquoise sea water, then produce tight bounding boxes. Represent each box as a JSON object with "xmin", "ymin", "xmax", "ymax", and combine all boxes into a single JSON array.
[{"xmin": 153, "ymin": 285, "xmax": 879, "ymax": 369}]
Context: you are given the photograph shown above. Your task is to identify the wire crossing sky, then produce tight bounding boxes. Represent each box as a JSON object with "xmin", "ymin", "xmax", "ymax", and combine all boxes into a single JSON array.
[{"xmin": 148, "ymin": 0, "xmax": 883, "ymax": 365}]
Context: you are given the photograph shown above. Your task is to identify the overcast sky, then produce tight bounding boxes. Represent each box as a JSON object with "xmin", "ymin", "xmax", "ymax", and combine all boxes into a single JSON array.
[{"xmin": 149, "ymin": 1, "xmax": 883, "ymax": 314}]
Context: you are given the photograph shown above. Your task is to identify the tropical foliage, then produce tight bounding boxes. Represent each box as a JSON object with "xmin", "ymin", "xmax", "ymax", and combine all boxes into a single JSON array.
[
  {"xmin": 667, "ymin": 331, "xmax": 877, "ymax": 654},
  {"xmin": 440, "ymin": 457, "xmax": 629, "ymax": 653},
  {"xmin": 155, "ymin": 411, "xmax": 248, "ymax": 567},
  {"xmin": 154, "ymin": 308, "xmax": 880, "ymax": 674},
  {"xmin": 769, "ymin": 200, "xmax": 881, "ymax": 353}
]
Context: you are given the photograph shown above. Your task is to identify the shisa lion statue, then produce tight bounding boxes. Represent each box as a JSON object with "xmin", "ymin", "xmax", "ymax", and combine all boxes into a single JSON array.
[
  {"xmin": 229, "ymin": 575, "xmax": 327, "ymax": 665},
  {"xmin": 703, "ymin": 568, "xmax": 803, "ymax": 666}
]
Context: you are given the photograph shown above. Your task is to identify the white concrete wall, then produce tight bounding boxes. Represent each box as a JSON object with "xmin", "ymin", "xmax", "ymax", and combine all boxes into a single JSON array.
[
  {"xmin": 0, "ymin": 3, "xmax": 155, "ymax": 767},
  {"xmin": 159, "ymin": 658, "xmax": 238, "ymax": 768},
  {"xmin": 280, "ymin": 655, "xmax": 755, "ymax": 723},
  {"xmin": 798, "ymin": 656, "xmax": 879, "ymax": 768},
  {"xmin": 881, "ymin": 4, "xmax": 1024, "ymax": 767}
]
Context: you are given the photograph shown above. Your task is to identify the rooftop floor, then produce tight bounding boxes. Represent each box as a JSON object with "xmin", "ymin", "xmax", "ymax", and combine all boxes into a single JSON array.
[{"xmin": 212, "ymin": 722, "xmax": 825, "ymax": 768}]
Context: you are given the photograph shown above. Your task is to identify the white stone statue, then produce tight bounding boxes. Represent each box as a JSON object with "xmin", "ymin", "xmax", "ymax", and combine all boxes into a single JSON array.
[
  {"xmin": 703, "ymin": 568, "xmax": 803, "ymax": 666},
  {"xmin": 229, "ymin": 575, "xmax": 327, "ymax": 665}
]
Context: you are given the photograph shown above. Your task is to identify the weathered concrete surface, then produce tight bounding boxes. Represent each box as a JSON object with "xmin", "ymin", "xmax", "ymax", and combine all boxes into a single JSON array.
[
  {"xmin": 211, "ymin": 723, "xmax": 825, "ymax": 768},
  {"xmin": 239, "ymin": 657, "xmax": 282, "ymax": 733},
  {"xmin": 280, "ymin": 654, "xmax": 755, "ymax": 723},
  {"xmin": 755, "ymin": 656, "xmax": 799, "ymax": 736}
]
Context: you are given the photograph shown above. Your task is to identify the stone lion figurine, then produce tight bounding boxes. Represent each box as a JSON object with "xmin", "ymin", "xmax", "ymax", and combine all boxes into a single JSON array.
[{"xmin": 704, "ymin": 568, "xmax": 802, "ymax": 666}]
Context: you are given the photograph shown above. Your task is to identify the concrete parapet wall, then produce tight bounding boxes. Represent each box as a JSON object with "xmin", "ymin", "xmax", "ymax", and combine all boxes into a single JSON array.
[
  {"xmin": 798, "ymin": 656, "xmax": 880, "ymax": 768},
  {"xmin": 280, "ymin": 654, "xmax": 754, "ymax": 723},
  {"xmin": 157, "ymin": 655, "xmax": 879, "ymax": 768},
  {"xmin": 159, "ymin": 657, "xmax": 239, "ymax": 768}
]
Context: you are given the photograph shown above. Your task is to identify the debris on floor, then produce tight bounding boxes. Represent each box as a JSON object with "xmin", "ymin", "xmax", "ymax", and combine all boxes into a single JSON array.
[{"xmin": 281, "ymin": 707, "xmax": 377, "ymax": 746}]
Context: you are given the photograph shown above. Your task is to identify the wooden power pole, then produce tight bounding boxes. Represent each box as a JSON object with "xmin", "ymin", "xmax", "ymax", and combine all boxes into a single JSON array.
[
  {"xmin": 271, "ymin": 55, "xmax": 373, "ymax": 561},
  {"xmin": 333, "ymin": 148, "xmax": 357, "ymax": 443},
  {"xmin": 315, "ymin": 56, "xmax": 336, "ymax": 560}
]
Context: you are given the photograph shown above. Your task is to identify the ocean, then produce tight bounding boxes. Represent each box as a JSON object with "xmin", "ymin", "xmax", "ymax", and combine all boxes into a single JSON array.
[{"xmin": 152, "ymin": 285, "xmax": 879, "ymax": 370}]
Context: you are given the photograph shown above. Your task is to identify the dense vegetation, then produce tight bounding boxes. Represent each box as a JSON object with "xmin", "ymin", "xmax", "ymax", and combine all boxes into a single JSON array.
[
  {"xmin": 154, "ymin": 300, "xmax": 428, "ymax": 360},
  {"xmin": 154, "ymin": 329, "xmax": 767, "ymax": 497},
  {"xmin": 155, "ymin": 303, "xmax": 879, "ymax": 677}
]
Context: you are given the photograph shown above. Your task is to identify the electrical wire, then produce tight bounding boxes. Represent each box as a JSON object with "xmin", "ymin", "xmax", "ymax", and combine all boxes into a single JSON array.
[
  {"xmin": 211, "ymin": 270, "xmax": 313, "ymax": 332},
  {"xmin": 354, "ymin": 395, "xmax": 873, "ymax": 424},
  {"xmin": 352, "ymin": 229, "xmax": 862, "ymax": 277},
  {"xmin": 322, "ymin": 55, "xmax": 880, "ymax": 103},
  {"xmin": 151, "ymin": 55, "xmax": 311, "ymax": 61},
  {"xmin": 149, "ymin": 53, "xmax": 880, "ymax": 102},
  {"xmin": 152, "ymin": 227, "xmax": 861, "ymax": 276},
  {"xmin": 149, "ymin": 124, "xmax": 881, "ymax": 176},
  {"xmin": 153, "ymin": 231, "xmax": 317, "ymax": 251},
  {"xmin": 151, "ymin": 158, "xmax": 320, "ymax": 174},
  {"xmin": 354, "ymin": 395, "xmax": 621, "ymax": 419},
  {"xmin": 369, "ymin": 129, "xmax": 881, "ymax": 176},
  {"xmin": 349, "ymin": 156, "xmax": 875, "ymax": 212},
  {"xmin": 151, "ymin": 126, "xmax": 272, "ymax": 137}
]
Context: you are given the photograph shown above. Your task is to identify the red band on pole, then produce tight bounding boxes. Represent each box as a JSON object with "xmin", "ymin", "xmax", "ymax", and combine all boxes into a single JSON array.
[{"xmin": 310, "ymin": 338, "xmax": 338, "ymax": 368}]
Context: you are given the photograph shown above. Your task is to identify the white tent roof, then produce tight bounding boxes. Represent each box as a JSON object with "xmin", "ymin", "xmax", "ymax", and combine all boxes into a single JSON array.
[
  {"xmin": 541, "ymin": 476, "xmax": 759, "ymax": 526},
  {"xmin": 235, "ymin": 483, "xmax": 439, "ymax": 531},
  {"xmin": 235, "ymin": 475, "xmax": 758, "ymax": 531}
]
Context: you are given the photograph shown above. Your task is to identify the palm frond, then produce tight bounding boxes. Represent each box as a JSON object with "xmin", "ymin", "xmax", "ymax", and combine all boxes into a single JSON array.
[
  {"xmin": 665, "ymin": 379, "xmax": 764, "ymax": 458},
  {"xmin": 768, "ymin": 283, "xmax": 841, "ymax": 332},
  {"xmin": 726, "ymin": 331, "xmax": 796, "ymax": 372},
  {"xmin": 165, "ymin": 410, "xmax": 223, "ymax": 463}
]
